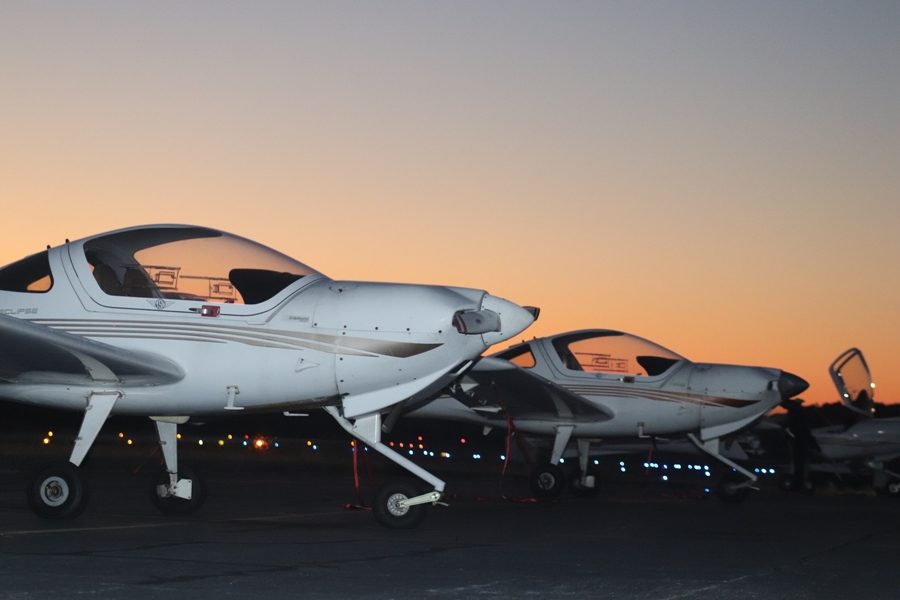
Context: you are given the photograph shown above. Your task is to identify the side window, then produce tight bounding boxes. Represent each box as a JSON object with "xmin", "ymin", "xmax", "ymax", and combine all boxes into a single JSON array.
[
  {"xmin": 497, "ymin": 344, "xmax": 537, "ymax": 369},
  {"xmin": 553, "ymin": 332, "xmax": 682, "ymax": 377},
  {"xmin": 0, "ymin": 251, "xmax": 53, "ymax": 293}
]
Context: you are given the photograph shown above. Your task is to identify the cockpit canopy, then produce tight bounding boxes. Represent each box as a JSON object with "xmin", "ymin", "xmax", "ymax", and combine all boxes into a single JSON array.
[
  {"xmin": 498, "ymin": 330, "xmax": 686, "ymax": 377},
  {"xmin": 83, "ymin": 226, "xmax": 321, "ymax": 305}
]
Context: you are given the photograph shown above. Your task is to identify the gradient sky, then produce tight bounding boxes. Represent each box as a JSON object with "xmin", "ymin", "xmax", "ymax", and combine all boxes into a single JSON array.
[{"xmin": 1, "ymin": 2, "xmax": 898, "ymax": 405}]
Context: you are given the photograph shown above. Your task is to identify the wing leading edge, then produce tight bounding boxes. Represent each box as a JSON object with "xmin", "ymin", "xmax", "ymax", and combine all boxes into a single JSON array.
[
  {"xmin": 450, "ymin": 357, "xmax": 614, "ymax": 422},
  {"xmin": 0, "ymin": 314, "xmax": 183, "ymax": 386}
]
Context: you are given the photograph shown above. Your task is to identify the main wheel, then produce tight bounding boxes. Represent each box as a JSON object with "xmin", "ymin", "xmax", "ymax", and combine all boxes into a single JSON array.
[
  {"xmin": 530, "ymin": 464, "xmax": 565, "ymax": 499},
  {"xmin": 372, "ymin": 480, "xmax": 428, "ymax": 529},
  {"xmin": 27, "ymin": 462, "xmax": 88, "ymax": 519},
  {"xmin": 570, "ymin": 471, "xmax": 600, "ymax": 498},
  {"xmin": 150, "ymin": 465, "xmax": 206, "ymax": 515}
]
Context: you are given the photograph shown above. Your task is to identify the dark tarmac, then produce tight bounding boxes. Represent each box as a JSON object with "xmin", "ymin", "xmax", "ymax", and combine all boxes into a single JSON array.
[{"xmin": 1, "ymin": 450, "xmax": 899, "ymax": 600}]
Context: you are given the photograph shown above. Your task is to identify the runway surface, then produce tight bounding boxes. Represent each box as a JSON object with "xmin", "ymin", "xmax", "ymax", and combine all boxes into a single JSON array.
[{"xmin": 1, "ymin": 453, "xmax": 899, "ymax": 600}]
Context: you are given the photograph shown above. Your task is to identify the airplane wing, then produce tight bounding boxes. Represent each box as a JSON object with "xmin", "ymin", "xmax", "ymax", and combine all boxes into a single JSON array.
[
  {"xmin": 449, "ymin": 356, "xmax": 614, "ymax": 422},
  {"xmin": 0, "ymin": 314, "xmax": 183, "ymax": 386}
]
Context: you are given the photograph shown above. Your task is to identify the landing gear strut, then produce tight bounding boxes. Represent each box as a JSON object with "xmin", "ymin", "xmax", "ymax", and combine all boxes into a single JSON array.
[
  {"xmin": 687, "ymin": 433, "xmax": 756, "ymax": 503},
  {"xmin": 326, "ymin": 407, "xmax": 445, "ymax": 529},
  {"xmin": 149, "ymin": 418, "xmax": 204, "ymax": 515},
  {"xmin": 27, "ymin": 391, "xmax": 119, "ymax": 519}
]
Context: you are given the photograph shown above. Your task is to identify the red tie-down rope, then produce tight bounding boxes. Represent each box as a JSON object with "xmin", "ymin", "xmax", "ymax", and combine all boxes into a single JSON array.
[
  {"xmin": 344, "ymin": 440, "xmax": 372, "ymax": 510},
  {"xmin": 493, "ymin": 388, "xmax": 540, "ymax": 504}
]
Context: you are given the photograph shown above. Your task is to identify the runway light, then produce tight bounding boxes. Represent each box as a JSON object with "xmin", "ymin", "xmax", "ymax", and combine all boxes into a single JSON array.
[
  {"xmin": 399, "ymin": 442, "xmax": 405, "ymax": 448},
  {"xmin": 242, "ymin": 440, "xmax": 248, "ymax": 447},
  {"xmin": 312, "ymin": 444, "xmax": 318, "ymax": 451},
  {"xmin": 274, "ymin": 442, "xmax": 280, "ymax": 448},
  {"xmin": 418, "ymin": 444, "xmax": 424, "ymax": 449},
  {"xmin": 500, "ymin": 454, "xmax": 506, "ymax": 461},
  {"xmin": 176, "ymin": 433, "xmax": 182, "ymax": 440},
  {"xmin": 594, "ymin": 459, "xmax": 600, "ymax": 466},
  {"xmin": 674, "ymin": 464, "xmax": 682, "ymax": 470},
  {"xmin": 306, "ymin": 440, "xmax": 313, "ymax": 447},
  {"xmin": 389, "ymin": 441, "xmax": 395, "ymax": 447},
  {"xmin": 440, "ymin": 452, "xmax": 451, "ymax": 459},
  {"xmin": 705, "ymin": 471, "xmax": 711, "ymax": 478},
  {"xmin": 198, "ymin": 439, "xmax": 204, "ymax": 446},
  {"xmin": 417, "ymin": 435, "xmax": 423, "ymax": 442},
  {"xmin": 408, "ymin": 450, "xmax": 414, "ymax": 456},
  {"xmin": 127, "ymin": 439, "xmax": 133, "ymax": 446},
  {"xmin": 118, "ymin": 432, "xmax": 125, "ymax": 439},
  {"xmin": 350, "ymin": 440, "xmax": 356, "ymax": 447},
  {"xmin": 661, "ymin": 475, "xmax": 668, "ymax": 482},
  {"xmin": 620, "ymin": 467, "xmax": 626, "ymax": 473},
  {"xmin": 253, "ymin": 437, "xmax": 269, "ymax": 450},
  {"xmin": 473, "ymin": 453, "xmax": 481, "ymax": 460},
  {"xmin": 47, "ymin": 431, "xmax": 53, "ymax": 437},
  {"xmin": 559, "ymin": 458, "xmax": 565, "ymax": 464},
  {"xmin": 227, "ymin": 434, "xmax": 233, "ymax": 440},
  {"xmin": 459, "ymin": 437, "xmax": 467, "ymax": 445},
  {"xmin": 42, "ymin": 437, "xmax": 50, "ymax": 445},
  {"xmin": 218, "ymin": 440, "xmax": 225, "ymax": 447}
]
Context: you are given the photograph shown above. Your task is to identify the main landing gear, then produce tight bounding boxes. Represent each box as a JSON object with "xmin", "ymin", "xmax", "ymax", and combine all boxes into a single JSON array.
[
  {"xmin": 529, "ymin": 428, "xmax": 600, "ymax": 500},
  {"xmin": 26, "ymin": 392, "xmax": 203, "ymax": 519},
  {"xmin": 326, "ymin": 407, "xmax": 445, "ymax": 529}
]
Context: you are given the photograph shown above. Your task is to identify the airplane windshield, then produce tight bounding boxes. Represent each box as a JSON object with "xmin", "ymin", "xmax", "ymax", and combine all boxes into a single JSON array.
[
  {"xmin": 83, "ymin": 226, "xmax": 321, "ymax": 305},
  {"xmin": 553, "ymin": 331, "xmax": 684, "ymax": 377},
  {"xmin": 830, "ymin": 348, "xmax": 875, "ymax": 414}
]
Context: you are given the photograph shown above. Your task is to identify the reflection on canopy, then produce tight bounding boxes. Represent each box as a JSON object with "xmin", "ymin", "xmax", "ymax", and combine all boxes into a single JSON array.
[{"xmin": 83, "ymin": 226, "xmax": 321, "ymax": 305}]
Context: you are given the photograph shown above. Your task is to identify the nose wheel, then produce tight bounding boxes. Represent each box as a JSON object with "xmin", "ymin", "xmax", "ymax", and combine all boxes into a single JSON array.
[
  {"xmin": 27, "ymin": 462, "xmax": 88, "ymax": 519},
  {"xmin": 372, "ymin": 480, "xmax": 431, "ymax": 529}
]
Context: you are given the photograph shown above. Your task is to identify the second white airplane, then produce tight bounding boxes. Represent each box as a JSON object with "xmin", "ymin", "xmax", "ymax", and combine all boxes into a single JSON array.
[{"xmin": 411, "ymin": 329, "xmax": 808, "ymax": 501}]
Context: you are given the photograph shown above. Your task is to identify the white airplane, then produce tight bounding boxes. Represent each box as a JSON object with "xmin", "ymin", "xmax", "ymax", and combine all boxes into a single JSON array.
[
  {"xmin": 0, "ymin": 224, "xmax": 537, "ymax": 528},
  {"xmin": 781, "ymin": 348, "xmax": 900, "ymax": 494},
  {"xmin": 410, "ymin": 329, "xmax": 808, "ymax": 501}
]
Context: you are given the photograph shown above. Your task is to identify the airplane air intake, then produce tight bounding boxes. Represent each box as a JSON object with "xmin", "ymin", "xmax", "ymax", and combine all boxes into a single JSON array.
[{"xmin": 453, "ymin": 309, "xmax": 502, "ymax": 334}]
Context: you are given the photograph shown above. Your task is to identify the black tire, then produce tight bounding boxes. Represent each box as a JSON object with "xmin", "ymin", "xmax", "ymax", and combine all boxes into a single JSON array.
[
  {"xmin": 530, "ymin": 464, "xmax": 565, "ymax": 499},
  {"xmin": 570, "ymin": 471, "xmax": 600, "ymax": 498},
  {"xmin": 716, "ymin": 472, "xmax": 751, "ymax": 504},
  {"xmin": 372, "ymin": 480, "xmax": 428, "ymax": 529},
  {"xmin": 27, "ymin": 462, "xmax": 88, "ymax": 519},
  {"xmin": 150, "ymin": 465, "xmax": 206, "ymax": 515}
]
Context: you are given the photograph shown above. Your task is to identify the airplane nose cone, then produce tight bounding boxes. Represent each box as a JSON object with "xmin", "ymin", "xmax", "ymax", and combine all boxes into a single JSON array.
[
  {"xmin": 778, "ymin": 370, "xmax": 809, "ymax": 400},
  {"xmin": 479, "ymin": 294, "xmax": 538, "ymax": 346}
]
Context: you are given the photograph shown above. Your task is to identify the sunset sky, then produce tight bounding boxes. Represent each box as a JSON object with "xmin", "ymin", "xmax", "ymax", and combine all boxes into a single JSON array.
[{"xmin": 1, "ymin": 2, "xmax": 898, "ymax": 405}]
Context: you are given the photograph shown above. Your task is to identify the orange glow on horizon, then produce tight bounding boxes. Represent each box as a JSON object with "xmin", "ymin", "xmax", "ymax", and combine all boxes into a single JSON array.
[{"xmin": 1, "ymin": 4, "xmax": 897, "ymax": 407}]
